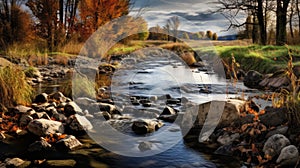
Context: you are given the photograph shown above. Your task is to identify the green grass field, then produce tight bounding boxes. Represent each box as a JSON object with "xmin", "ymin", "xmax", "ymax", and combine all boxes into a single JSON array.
[{"xmin": 196, "ymin": 44, "xmax": 300, "ymax": 74}]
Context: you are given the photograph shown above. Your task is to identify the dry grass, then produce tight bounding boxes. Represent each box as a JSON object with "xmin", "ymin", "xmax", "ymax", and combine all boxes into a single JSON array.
[
  {"xmin": 180, "ymin": 52, "xmax": 196, "ymax": 65},
  {"xmin": 53, "ymin": 55, "xmax": 69, "ymax": 66},
  {"xmin": 159, "ymin": 42, "xmax": 192, "ymax": 52},
  {"xmin": 28, "ymin": 53, "xmax": 48, "ymax": 66},
  {"xmin": 0, "ymin": 66, "xmax": 33, "ymax": 107},
  {"xmin": 58, "ymin": 42, "xmax": 84, "ymax": 55},
  {"xmin": 272, "ymin": 46, "xmax": 300, "ymax": 127}
]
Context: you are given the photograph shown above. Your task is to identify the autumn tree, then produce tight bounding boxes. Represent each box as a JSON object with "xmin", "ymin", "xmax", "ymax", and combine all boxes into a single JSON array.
[
  {"xmin": 212, "ymin": 32, "xmax": 218, "ymax": 40},
  {"xmin": 183, "ymin": 32, "xmax": 190, "ymax": 39},
  {"xmin": 163, "ymin": 24, "xmax": 171, "ymax": 41},
  {"xmin": 166, "ymin": 16, "xmax": 180, "ymax": 42},
  {"xmin": 192, "ymin": 32, "xmax": 201, "ymax": 40},
  {"xmin": 121, "ymin": 16, "xmax": 149, "ymax": 43},
  {"xmin": 206, "ymin": 30, "xmax": 213, "ymax": 39},
  {"xmin": 26, "ymin": 0, "xmax": 60, "ymax": 51},
  {"xmin": 79, "ymin": 0, "xmax": 130, "ymax": 41},
  {"xmin": 149, "ymin": 25, "xmax": 166, "ymax": 40},
  {"xmin": 62, "ymin": 0, "xmax": 80, "ymax": 40},
  {"xmin": 0, "ymin": 0, "xmax": 32, "ymax": 48}
]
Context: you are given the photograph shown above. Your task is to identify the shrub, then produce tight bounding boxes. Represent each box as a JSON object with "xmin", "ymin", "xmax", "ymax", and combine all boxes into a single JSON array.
[
  {"xmin": 0, "ymin": 66, "xmax": 33, "ymax": 107},
  {"xmin": 212, "ymin": 33, "xmax": 218, "ymax": 40},
  {"xmin": 24, "ymin": 66, "xmax": 38, "ymax": 78},
  {"xmin": 181, "ymin": 52, "xmax": 196, "ymax": 65},
  {"xmin": 272, "ymin": 46, "xmax": 300, "ymax": 127}
]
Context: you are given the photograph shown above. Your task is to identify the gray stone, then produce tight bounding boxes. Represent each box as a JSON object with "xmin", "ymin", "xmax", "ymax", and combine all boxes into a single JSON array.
[
  {"xmin": 263, "ymin": 134, "xmax": 290, "ymax": 158},
  {"xmin": 28, "ymin": 119, "xmax": 64, "ymax": 137},
  {"xmin": 34, "ymin": 93, "xmax": 48, "ymax": 104},
  {"xmin": 31, "ymin": 112, "xmax": 51, "ymax": 120},
  {"xmin": 52, "ymin": 113, "xmax": 67, "ymax": 122},
  {"xmin": 28, "ymin": 139, "xmax": 53, "ymax": 152},
  {"xmin": 217, "ymin": 133, "xmax": 240, "ymax": 145},
  {"xmin": 64, "ymin": 102, "xmax": 82, "ymax": 117},
  {"xmin": 214, "ymin": 144, "xmax": 234, "ymax": 156},
  {"xmin": 19, "ymin": 115, "xmax": 33, "ymax": 127},
  {"xmin": 260, "ymin": 108, "xmax": 287, "ymax": 127},
  {"xmin": 56, "ymin": 135, "xmax": 82, "ymax": 150},
  {"xmin": 161, "ymin": 106, "xmax": 177, "ymax": 116},
  {"xmin": 97, "ymin": 102, "xmax": 118, "ymax": 114},
  {"xmin": 51, "ymin": 92, "xmax": 67, "ymax": 103},
  {"xmin": 259, "ymin": 70, "xmax": 290, "ymax": 90},
  {"xmin": 13, "ymin": 105, "xmax": 35, "ymax": 114},
  {"xmin": 244, "ymin": 70, "xmax": 263, "ymax": 89},
  {"xmin": 276, "ymin": 145, "xmax": 299, "ymax": 167},
  {"xmin": 158, "ymin": 114, "xmax": 178, "ymax": 122},
  {"xmin": 132, "ymin": 119, "xmax": 164, "ymax": 134},
  {"xmin": 192, "ymin": 99, "xmax": 246, "ymax": 128},
  {"xmin": 67, "ymin": 114, "xmax": 93, "ymax": 133},
  {"xmin": 5, "ymin": 158, "xmax": 30, "ymax": 168},
  {"xmin": 138, "ymin": 141, "xmax": 153, "ymax": 152},
  {"xmin": 266, "ymin": 126, "xmax": 289, "ymax": 138},
  {"xmin": 94, "ymin": 111, "xmax": 111, "ymax": 120},
  {"xmin": 75, "ymin": 97, "xmax": 96, "ymax": 106}
]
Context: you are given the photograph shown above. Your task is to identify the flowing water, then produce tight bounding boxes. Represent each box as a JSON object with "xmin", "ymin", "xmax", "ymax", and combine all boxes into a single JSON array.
[{"xmin": 34, "ymin": 51, "xmax": 266, "ymax": 168}]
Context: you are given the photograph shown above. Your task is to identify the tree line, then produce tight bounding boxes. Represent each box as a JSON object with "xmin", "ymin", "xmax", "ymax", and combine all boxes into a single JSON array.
[
  {"xmin": 148, "ymin": 16, "xmax": 219, "ymax": 41},
  {"xmin": 0, "ymin": 0, "xmax": 132, "ymax": 51},
  {"xmin": 217, "ymin": 0, "xmax": 300, "ymax": 45}
]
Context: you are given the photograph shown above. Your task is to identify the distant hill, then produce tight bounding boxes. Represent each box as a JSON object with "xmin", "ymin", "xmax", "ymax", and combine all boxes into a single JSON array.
[{"xmin": 217, "ymin": 34, "xmax": 238, "ymax": 40}]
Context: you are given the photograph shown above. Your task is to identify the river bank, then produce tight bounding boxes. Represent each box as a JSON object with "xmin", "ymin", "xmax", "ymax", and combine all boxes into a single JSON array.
[{"xmin": 0, "ymin": 41, "xmax": 300, "ymax": 167}]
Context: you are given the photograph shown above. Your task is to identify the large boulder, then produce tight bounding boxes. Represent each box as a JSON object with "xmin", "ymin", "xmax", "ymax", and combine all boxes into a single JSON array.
[
  {"xmin": 27, "ymin": 119, "xmax": 64, "ymax": 137},
  {"xmin": 183, "ymin": 99, "xmax": 246, "ymax": 140},
  {"xmin": 34, "ymin": 93, "xmax": 49, "ymax": 104},
  {"xmin": 260, "ymin": 107, "xmax": 288, "ymax": 127},
  {"xmin": 56, "ymin": 135, "xmax": 82, "ymax": 151},
  {"xmin": 160, "ymin": 106, "xmax": 177, "ymax": 116},
  {"xmin": 259, "ymin": 70, "xmax": 290, "ymax": 90},
  {"xmin": 64, "ymin": 102, "xmax": 82, "ymax": 117},
  {"xmin": 50, "ymin": 92, "xmax": 67, "ymax": 103},
  {"xmin": 13, "ymin": 105, "xmax": 35, "ymax": 114},
  {"xmin": 276, "ymin": 145, "xmax": 299, "ymax": 167},
  {"xmin": 28, "ymin": 139, "xmax": 53, "ymax": 152},
  {"xmin": 244, "ymin": 70, "xmax": 263, "ymax": 89},
  {"xmin": 132, "ymin": 119, "xmax": 164, "ymax": 134},
  {"xmin": 194, "ymin": 99, "xmax": 246, "ymax": 128},
  {"xmin": 4, "ymin": 158, "xmax": 30, "ymax": 168},
  {"xmin": 66, "ymin": 114, "xmax": 93, "ymax": 134},
  {"xmin": 263, "ymin": 134, "xmax": 290, "ymax": 158}
]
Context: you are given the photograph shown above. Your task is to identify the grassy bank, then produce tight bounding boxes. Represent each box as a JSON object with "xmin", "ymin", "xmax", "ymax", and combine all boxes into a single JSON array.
[
  {"xmin": 2, "ymin": 40, "xmax": 300, "ymax": 75},
  {"xmin": 197, "ymin": 45, "xmax": 300, "ymax": 74}
]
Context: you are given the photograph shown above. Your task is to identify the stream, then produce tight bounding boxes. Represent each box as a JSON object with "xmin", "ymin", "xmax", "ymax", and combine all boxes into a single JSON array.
[{"xmin": 33, "ymin": 49, "xmax": 265, "ymax": 168}]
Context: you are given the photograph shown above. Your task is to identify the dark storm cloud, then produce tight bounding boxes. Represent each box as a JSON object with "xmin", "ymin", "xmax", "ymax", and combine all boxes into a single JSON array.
[{"xmin": 167, "ymin": 12, "xmax": 223, "ymax": 22}]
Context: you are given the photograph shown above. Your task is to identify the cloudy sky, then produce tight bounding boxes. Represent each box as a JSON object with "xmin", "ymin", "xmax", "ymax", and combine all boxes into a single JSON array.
[{"xmin": 130, "ymin": 0, "xmax": 243, "ymax": 36}]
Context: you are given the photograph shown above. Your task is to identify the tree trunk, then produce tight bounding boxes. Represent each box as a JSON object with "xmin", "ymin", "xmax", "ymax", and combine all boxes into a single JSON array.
[
  {"xmin": 276, "ymin": 0, "xmax": 290, "ymax": 45},
  {"xmin": 59, "ymin": 0, "xmax": 64, "ymax": 25},
  {"xmin": 257, "ymin": 0, "xmax": 266, "ymax": 45},
  {"xmin": 290, "ymin": 0, "xmax": 295, "ymax": 38},
  {"xmin": 252, "ymin": 15, "xmax": 259, "ymax": 44},
  {"xmin": 296, "ymin": 0, "xmax": 300, "ymax": 37}
]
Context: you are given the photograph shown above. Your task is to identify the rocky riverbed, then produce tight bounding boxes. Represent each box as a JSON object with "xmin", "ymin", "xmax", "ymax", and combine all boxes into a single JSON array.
[{"xmin": 0, "ymin": 49, "xmax": 300, "ymax": 167}]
